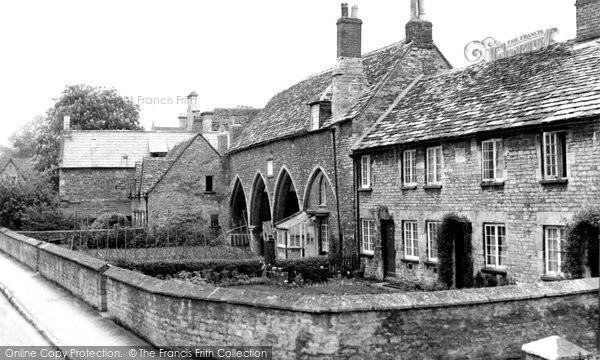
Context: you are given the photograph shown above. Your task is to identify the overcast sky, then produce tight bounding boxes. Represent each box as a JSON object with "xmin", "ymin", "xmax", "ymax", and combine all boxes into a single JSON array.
[{"xmin": 0, "ymin": 0, "xmax": 576, "ymax": 147}]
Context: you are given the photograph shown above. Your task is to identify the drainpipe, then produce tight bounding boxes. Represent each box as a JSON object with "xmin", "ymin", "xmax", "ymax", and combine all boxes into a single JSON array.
[{"xmin": 331, "ymin": 128, "xmax": 344, "ymax": 261}]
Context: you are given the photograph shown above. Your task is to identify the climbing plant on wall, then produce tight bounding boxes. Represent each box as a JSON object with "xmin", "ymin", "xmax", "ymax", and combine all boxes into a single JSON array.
[
  {"xmin": 563, "ymin": 209, "xmax": 600, "ymax": 278},
  {"xmin": 438, "ymin": 213, "xmax": 473, "ymax": 288}
]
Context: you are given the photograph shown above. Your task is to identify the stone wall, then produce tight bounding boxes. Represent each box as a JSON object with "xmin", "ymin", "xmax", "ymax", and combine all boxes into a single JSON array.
[
  {"xmin": 147, "ymin": 136, "xmax": 229, "ymax": 231},
  {"xmin": 0, "ymin": 228, "xmax": 41, "ymax": 271},
  {"xmin": 59, "ymin": 168, "xmax": 133, "ymax": 219},
  {"xmin": 358, "ymin": 120, "xmax": 600, "ymax": 283},
  {"xmin": 0, "ymin": 228, "xmax": 597, "ymax": 359},
  {"xmin": 37, "ymin": 243, "xmax": 109, "ymax": 310}
]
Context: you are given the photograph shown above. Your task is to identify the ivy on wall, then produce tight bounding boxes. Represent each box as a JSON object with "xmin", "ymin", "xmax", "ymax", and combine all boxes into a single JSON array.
[
  {"xmin": 563, "ymin": 209, "xmax": 600, "ymax": 278},
  {"xmin": 438, "ymin": 213, "xmax": 473, "ymax": 288}
]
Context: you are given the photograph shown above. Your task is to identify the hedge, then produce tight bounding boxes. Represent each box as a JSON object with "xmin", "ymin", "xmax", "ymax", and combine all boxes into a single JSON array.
[
  {"xmin": 274, "ymin": 256, "xmax": 330, "ymax": 283},
  {"xmin": 563, "ymin": 209, "xmax": 600, "ymax": 278},
  {"xmin": 113, "ymin": 258, "xmax": 264, "ymax": 277}
]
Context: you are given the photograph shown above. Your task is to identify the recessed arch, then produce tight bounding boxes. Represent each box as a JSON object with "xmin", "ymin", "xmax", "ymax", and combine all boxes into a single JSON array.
[
  {"xmin": 302, "ymin": 166, "xmax": 336, "ymax": 211},
  {"xmin": 273, "ymin": 166, "xmax": 301, "ymax": 224},
  {"xmin": 249, "ymin": 172, "xmax": 272, "ymax": 228},
  {"xmin": 230, "ymin": 176, "xmax": 248, "ymax": 230}
]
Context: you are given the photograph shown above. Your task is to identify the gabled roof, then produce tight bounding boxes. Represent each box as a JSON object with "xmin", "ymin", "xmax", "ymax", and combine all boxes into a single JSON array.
[
  {"xmin": 132, "ymin": 134, "xmax": 222, "ymax": 197},
  {"xmin": 229, "ymin": 41, "xmax": 413, "ymax": 152},
  {"xmin": 354, "ymin": 41, "xmax": 600, "ymax": 151},
  {"xmin": 0, "ymin": 156, "xmax": 27, "ymax": 176},
  {"xmin": 61, "ymin": 131, "xmax": 195, "ymax": 168}
]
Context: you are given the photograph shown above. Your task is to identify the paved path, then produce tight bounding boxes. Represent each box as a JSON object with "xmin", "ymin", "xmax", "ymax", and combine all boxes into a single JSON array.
[
  {"xmin": 0, "ymin": 251, "xmax": 150, "ymax": 348},
  {"xmin": 0, "ymin": 292, "xmax": 49, "ymax": 346}
]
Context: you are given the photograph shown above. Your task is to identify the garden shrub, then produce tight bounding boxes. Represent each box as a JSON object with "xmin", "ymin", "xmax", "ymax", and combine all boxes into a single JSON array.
[
  {"xmin": 438, "ymin": 213, "xmax": 473, "ymax": 288},
  {"xmin": 563, "ymin": 209, "xmax": 600, "ymax": 278},
  {"xmin": 274, "ymin": 256, "xmax": 329, "ymax": 283},
  {"xmin": 114, "ymin": 258, "xmax": 263, "ymax": 277},
  {"xmin": 473, "ymin": 271, "xmax": 516, "ymax": 288},
  {"xmin": 91, "ymin": 213, "xmax": 129, "ymax": 229}
]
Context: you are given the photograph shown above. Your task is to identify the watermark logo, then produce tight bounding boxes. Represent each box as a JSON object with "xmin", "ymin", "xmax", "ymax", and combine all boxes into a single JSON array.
[{"xmin": 465, "ymin": 28, "xmax": 558, "ymax": 63}]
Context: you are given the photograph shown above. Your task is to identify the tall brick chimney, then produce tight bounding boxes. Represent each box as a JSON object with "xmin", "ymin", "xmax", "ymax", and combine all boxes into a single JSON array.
[
  {"xmin": 406, "ymin": 0, "xmax": 433, "ymax": 48},
  {"xmin": 186, "ymin": 91, "xmax": 198, "ymax": 132},
  {"xmin": 332, "ymin": 3, "xmax": 368, "ymax": 122},
  {"xmin": 576, "ymin": 0, "xmax": 600, "ymax": 42},
  {"xmin": 63, "ymin": 115, "xmax": 71, "ymax": 132}
]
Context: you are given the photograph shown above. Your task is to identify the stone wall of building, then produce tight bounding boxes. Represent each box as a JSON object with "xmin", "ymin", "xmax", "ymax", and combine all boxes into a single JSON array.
[
  {"xmin": 59, "ymin": 168, "xmax": 134, "ymax": 219},
  {"xmin": 358, "ymin": 119, "xmax": 600, "ymax": 283},
  {"xmin": 0, "ymin": 228, "xmax": 597, "ymax": 360},
  {"xmin": 147, "ymin": 137, "xmax": 229, "ymax": 231}
]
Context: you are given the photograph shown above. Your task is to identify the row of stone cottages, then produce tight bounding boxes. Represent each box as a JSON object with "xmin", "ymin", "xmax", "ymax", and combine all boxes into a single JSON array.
[{"xmin": 59, "ymin": 0, "xmax": 600, "ymax": 284}]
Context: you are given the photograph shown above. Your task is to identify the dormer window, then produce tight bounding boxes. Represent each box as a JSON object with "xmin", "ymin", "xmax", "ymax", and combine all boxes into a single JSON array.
[
  {"xmin": 311, "ymin": 103, "xmax": 320, "ymax": 130},
  {"xmin": 309, "ymin": 100, "xmax": 331, "ymax": 131}
]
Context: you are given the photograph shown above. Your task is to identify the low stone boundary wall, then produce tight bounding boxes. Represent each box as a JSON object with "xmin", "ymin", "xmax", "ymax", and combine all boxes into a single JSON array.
[
  {"xmin": 38, "ymin": 243, "xmax": 109, "ymax": 311},
  {"xmin": 0, "ymin": 228, "xmax": 42, "ymax": 271},
  {"xmin": 0, "ymin": 228, "xmax": 598, "ymax": 359}
]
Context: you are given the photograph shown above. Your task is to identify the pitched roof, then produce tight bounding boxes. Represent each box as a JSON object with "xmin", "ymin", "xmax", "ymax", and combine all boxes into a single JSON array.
[
  {"xmin": 229, "ymin": 41, "xmax": 412, "ymax": 151},
  {"xmin": 61, "ymin": 131, "xmax": 194, "ymax": 168},
  {"xmin": 354, "ymin": 41, "xmax": 600, "ymax": 151},
  {"xmin": 0, "ymin": 156, "xmax": 28, "ymax": 176},
  {"xmin": 133, "ymin": 134, "xmax": 221, "ymax": 196}
]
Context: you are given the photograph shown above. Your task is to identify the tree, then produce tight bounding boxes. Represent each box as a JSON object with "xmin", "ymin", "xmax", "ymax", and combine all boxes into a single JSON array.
[
  {"xmin": 9, "ymin": 115, "xmax": 46, "ymax": 158},
  {"xmin": 0, "ymin": 168, "xmax": 58, "ymax": 230},
  {"xmin": 32, "ymin": 85, "xmax": 143, "ymax": 186}
]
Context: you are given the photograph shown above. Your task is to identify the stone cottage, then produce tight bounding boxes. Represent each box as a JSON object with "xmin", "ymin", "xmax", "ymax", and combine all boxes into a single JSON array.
[
  {"xmin": 351, "ymin": 0, "xmax": 600, "ymax": 284},
  {"xmin": 129, "ymin": 134, "xmax": 230, "ymax": 235},
  {"xmin": 0, "ymin": 157, "xmax": 25, "ymax": 180},
  {"xmin": 226, "ymin": 1, "xmax": 451, "ymax": 259}
]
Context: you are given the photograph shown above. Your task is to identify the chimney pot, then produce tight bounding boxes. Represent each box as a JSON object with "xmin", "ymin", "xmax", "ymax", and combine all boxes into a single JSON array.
[
  {"xmin": 350, "ymin": 5, "xmax": 359, "ymax": 18},
  {"xmin": 341, "ymin": 3, "xmax": 348, "ymax": 17}
]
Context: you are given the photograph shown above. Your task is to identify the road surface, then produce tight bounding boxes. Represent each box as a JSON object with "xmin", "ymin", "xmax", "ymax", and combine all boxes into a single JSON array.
[{"xmin": 0, "ymin": 292, "xmax": 49, "ymax": 346}]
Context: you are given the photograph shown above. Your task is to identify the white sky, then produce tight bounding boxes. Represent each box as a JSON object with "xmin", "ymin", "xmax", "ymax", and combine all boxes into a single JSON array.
[{"xmin": 0, "ymin": 0, "xmax": 576, "ymax": 147}]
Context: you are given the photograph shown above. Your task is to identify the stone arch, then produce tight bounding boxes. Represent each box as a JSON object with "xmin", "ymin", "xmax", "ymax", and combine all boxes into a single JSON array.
[
  {"xmin": 249, "ymin": 172, "xmax": 272, "ymax": 255},
  {"xmin": 273, "ymin": 167, "xmax": 301, "ymax": 224},
  {"xmin": 302, "ymin": 166, "xmax": 336, "ymax": 211},
  {"xmin": 229, "ymin": 176, "xmax": 248, "ymax": 230}
]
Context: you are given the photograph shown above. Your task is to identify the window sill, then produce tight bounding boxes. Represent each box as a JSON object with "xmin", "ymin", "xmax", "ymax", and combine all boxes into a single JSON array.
[
  {"xmin": 540, "ymin": 275, "xmax": 564, "ymax": 282},
  {"xmin": 481, "ymin": 181, "xmax": 505, "ymax": 188},
  {"xmin": 423, "ymin": 184, "xmax": 442, "ymax": 190},
  {"xmin": 204, "ymin": 191, "xmax": 216, "ymax": 195},
  {"xmin": 360, "ymin": 252, "xmax": 374, "ymax": 258},
  {"xmin": 358, "ymin": 187, "xmax": 372, "ymax": 193},
  {"xmin": 424, "ymin": 260, "xmax": 438, "ymax": 267},
  {"xmin": 401, "ymin": 257, "xmax": 420, "ymax": 264},
  {"xmin": 481, "ymin": 267, "xmax": 507, "ymax": 275},
  {"xmin": 540, "ymin": 178, "xmax": 568, "ymax": 185},
  {"xmin": 401, "ymin": 185, "xmax": 417, "ymax": 190}
]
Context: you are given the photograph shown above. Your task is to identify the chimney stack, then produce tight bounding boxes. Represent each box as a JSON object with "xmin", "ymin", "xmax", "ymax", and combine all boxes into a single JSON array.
[
  {"xmin": 576, "ymin": 0, "xmax": 600, "ymax": 42},
  {"xmin": 217, "ymin": 130, "xmax": 229, "ymax": 154},
  {"xmin": 186, "ymin": 91, "xmax": 198, "ymax": 131},
  {"xmin": 230, "ymin": 123, "xmax": 244, "ymax": 146},
  {"xmin": 63, "ymin": 115, "xmax": 71, "ymax": 132},
  {"xmin": 406, "ymin": 0, "xmax": 433, "ymax": 48},
  {"xmin": 200, "ymin": 111, "xmax": 214, "ymax": 133},
  {"xmin": 337, "ymin": 3, "xmax": 362, "ymax": 58},
  {"xmin": 332, "ymin": 4, "xmax": 368, "ymax": 122}
]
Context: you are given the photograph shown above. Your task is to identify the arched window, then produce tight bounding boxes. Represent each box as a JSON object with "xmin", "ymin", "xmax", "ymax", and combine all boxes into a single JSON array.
[{"xmin": 319, "ymin": 176, "xmax": 327, "ymax": 205}]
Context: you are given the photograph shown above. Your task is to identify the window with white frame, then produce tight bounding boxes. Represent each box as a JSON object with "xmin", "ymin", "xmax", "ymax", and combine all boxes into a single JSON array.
[
  {"xmin": 403, "ymin": 221, "xmax": 418, "ymax": 260},
  {"xmin": 484, "ymin": 224, "xmax": 506, "ymax": 268},
  {"xmin": 482, "ymin": 139, "xmax": 504, "ymax": 181},
  {"xmin": 267, "ymin": 159, "xmax": 274, "ymax": 177},
  {"xmin": 426, "ymin": 146, "xmax": 443, "ymax": 185},
  {"xmin": 403, "ymin": 149, "xmax": 417, "ymax": 186},
  {"xmin": 426, "ymin": 221, "xmax": 439, "ymax": 262},
  {"xmin": 545, "ymin": 226, "xmax": 565, "ymax": 276},
  {"xmin": 320, "ymin": 218, "xmax": 329, "ymax": 253},
  {"xmin": 361, "ymin": 219, "xmax": 374, "ymax": 254},
  {"xmin": 360, "ymin": 155, "xmax": 371, "ymax": 189},
  {"xmin": 542, "ymin": 132, "xmax": 567, "ymax": 179}
]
